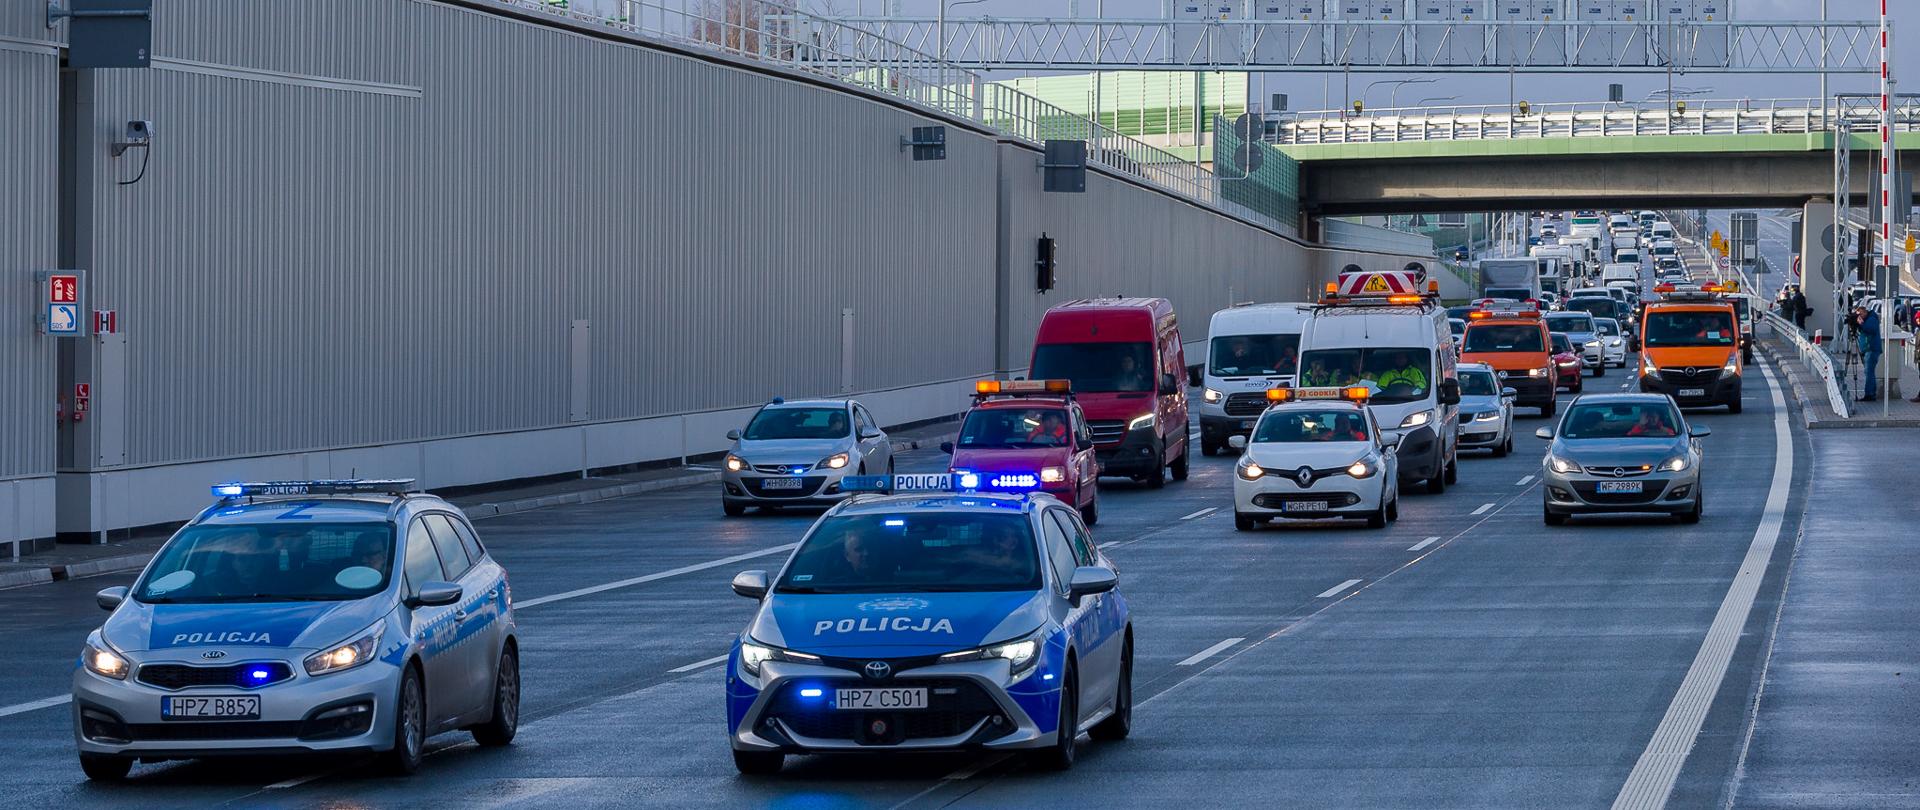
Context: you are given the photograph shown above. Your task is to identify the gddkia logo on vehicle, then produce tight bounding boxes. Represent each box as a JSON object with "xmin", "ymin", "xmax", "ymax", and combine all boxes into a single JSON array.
[
  {"xmin": 815, "ymin": 617, "xmax": 955, "ymax": 635},
  {"xmin": 856, "ymin": 597, "xmax": 929, "ymax": 613}
]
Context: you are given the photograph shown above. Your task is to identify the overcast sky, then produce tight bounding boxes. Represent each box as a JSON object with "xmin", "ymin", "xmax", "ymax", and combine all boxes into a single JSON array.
[{"xmin": 810, "ymin": 0, "xmax": 1911, "ymax": 109}]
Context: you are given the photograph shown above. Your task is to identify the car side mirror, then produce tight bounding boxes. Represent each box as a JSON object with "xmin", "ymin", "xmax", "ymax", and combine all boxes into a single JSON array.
[
  {"xmin": 1076, "ymin": 437, "xmax": 1093, "ymax": 451},
  {"xmin": 725, "ymin": 429, "xmax": 741, "ymax": 441},
  {"xmin": 859, "ymin": 428, "xmax": 882, "ymax": 440},
  {"xmin": 1689, "ymin": 425, "xmax": 1712, "ymax": 438},
  {"xmin": 1535, "ymin": 427, "xmax": 1554, "ymax": 439},
  {"xmin": 408, "ymin": 581, "xmax": 463, "ymax": 609},
  {"xmin": 1160, "ymin": 373, "xmax": 1179, "ymax": 396},
  {"xmin": 1067, "ymin": 566, "xmax": 1118, "ymax": 604},
  {"xmin": 96, "ymin": 586, "xmax": 128, "ymax": 611},
  {"xmin": 1438, "ymin": 379, "xmax": 1462, "ymax": 406},
  {"xmin": 1226, "ymin": 435, "xmax": 1248, "ymax": 451},
  {"xmin": 939, "ymin": 441, "xmax": 955, "ymax": 454},
  {"xmin": 1501, "ymin": 387, "xmax": 1518, "ymax": 399},
  {"xmin": 1382, "ymin": 434, "xmax": 1402, "ymax": 449},
  {"xmin": 731, "ymin": 570, "xmax": 770, "ymax": 599},
  {"xmin": 1187, "ymin": 367, "xmax": 1203, "ymax": 387}
]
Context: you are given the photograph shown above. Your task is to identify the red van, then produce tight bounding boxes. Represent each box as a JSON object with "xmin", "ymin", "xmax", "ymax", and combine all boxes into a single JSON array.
[{"xmin": 1029, "ymin": 298, "xmax": 1190, "ymax": 487}]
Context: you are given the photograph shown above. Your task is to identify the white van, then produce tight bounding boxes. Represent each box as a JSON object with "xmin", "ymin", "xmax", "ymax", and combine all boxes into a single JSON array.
[
  {"xmin": 1297, "ymin": 273, "xmax": 1463, "ymax": 494},
  {"xmin": 1650, "ymin": 221, "xmax": 1675, "ymax": 240},
  {"xmin": 1601, "ymin": 262, "xmax": 1641, "ymax": 289},
  {"xmin": 1614, "ymin": 248, "xmax": 1641, "ymax": 265},
  {"xmin": 1198, "ymin": 303, "xmax": 1312, "ymax": 456}
]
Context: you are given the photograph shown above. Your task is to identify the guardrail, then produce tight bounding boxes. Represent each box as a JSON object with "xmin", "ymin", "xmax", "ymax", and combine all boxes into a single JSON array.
[
  {"xmin": 1265, "ymin": 97, "xmax": 1920, "ymax": 145},
  {"xmin": 507, "ymin": 0, "xmax": 1287, "ymax": 234},
  {"xmin": 1763, "ymin": 311, "xmax": 1851, "ymax": 419}
]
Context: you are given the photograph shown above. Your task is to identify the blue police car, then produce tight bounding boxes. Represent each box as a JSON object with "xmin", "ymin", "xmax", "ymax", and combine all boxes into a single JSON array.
[
  {"xmin": 72, "ymin": 480, "xmax": 518, "ymax": 780},
  {"xmin": 725, "ymin": 473, "xmax": 1132, "ymax": 774}
]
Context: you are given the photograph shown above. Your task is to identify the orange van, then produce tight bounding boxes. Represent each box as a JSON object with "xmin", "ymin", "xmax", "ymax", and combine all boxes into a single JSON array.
[
  {"xmin": 1460, "ymin": 306, "xmax": 1558, "ymax": 416},
  {"xmin": 1637, "ymin": 287, "xmax": 1743, "ymax": 413}
]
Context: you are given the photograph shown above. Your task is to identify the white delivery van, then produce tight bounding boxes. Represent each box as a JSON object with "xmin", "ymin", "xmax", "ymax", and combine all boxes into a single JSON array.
[
  {"xmin": 1198, "ymin": 302, "xmax": 1312, "ymax": 456},
  {"xmin": 1298, "ymin": 271, "xmax": 1463, "ymax": 494},
  {"xmin": 1601, "ymin": 262, "xmax": 1641, "ymax": 289}
]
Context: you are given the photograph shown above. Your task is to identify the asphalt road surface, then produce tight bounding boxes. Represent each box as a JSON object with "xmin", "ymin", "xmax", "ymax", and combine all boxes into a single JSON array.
[{"xmin": 0, "ymin": 351, "xmax": 1830, "ymax": 809}]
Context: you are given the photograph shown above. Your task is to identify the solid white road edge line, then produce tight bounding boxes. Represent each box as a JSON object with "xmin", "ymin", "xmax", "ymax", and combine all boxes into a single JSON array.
[
  {"xmin": 1176, "ymin": 638, "xmax": 1245, "ymax": 667},
  {"xmin": 1315, "ymin": 579, "xmax": 1363, "ymax": 599},
  {"xmin": 1611, "ymin": 361, "xmax": 1795, "ymax": 810},
  {"xmin": 515, "ymin": 544, "xmax": 799, "ymax": 609},
  {"xmin": 0, "ymin": 694, "xmax": 70, "ymax": 719},
  {"xmin": 1408, "ymin": 536, "xmax": 1442, "ymax": 552},
  {"xmin": 667, "ymin": 654, "xmax": 730, "ymax": 674}
]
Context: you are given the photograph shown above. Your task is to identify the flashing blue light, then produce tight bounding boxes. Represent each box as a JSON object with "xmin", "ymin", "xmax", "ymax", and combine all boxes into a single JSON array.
[
  {"xmin": 213, "ymin": 484, "xmax": 246, "ymax": 497},
  {"xmin": 798, "ymin": 688, "xmax": 823, "ymax": 698},
  {"xmin": 246, "ymin": 668, "xmax": 272, "ymax": 684},
  {"xmin": 988, "ymin": 473, "xmax": 1040, "ymax": 490},
  {"xmin": 957, "ymin": 472, "xmax": 982, "ymax": 490},
  {"xmin": 1042, "ymin": 673, "xmax": 1055, "ymax": 681},
  {"xmin": 883, "ymin": 519, "xmax": 905, "ymax": 527}
]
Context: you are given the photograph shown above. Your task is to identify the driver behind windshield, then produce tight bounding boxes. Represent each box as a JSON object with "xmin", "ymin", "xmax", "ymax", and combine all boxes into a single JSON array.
[
  {"xmin": 1372, "ymin": 351, "xmax": 1428, "ymax": 391},
  {"xmin": 1026, "ymin": 410, "xmax": 1069, "ymax": 446}
]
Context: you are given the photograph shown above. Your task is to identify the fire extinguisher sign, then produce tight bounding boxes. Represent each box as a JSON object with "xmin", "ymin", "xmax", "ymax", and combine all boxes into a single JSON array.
[{"xmin": 34, "ymin": 270, "xmax": 87, "ymax": 338}]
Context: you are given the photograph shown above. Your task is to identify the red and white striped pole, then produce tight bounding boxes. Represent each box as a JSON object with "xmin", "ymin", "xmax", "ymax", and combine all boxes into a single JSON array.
[{"xmin": 1877, "ymin": 0, "xmax": 1896, "ymax": 405}]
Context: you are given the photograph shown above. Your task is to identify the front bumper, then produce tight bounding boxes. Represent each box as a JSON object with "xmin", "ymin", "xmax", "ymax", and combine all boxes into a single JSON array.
[
  {"xmin": 1388, "ymin": 424, "xmax": 1442, "ymax": 482},
  {"xmin": 1199, "ymin": 413, "xmax": 1260, "ymax": 444},
  {"xmin": 1542, "ymin": 467, "xmax": 1700, "ymax": 515},
  {"xmin": 728, "ymin": 658, "xmax": 1058, "ymax": 754},
  {"xmin": 1094, "ymin": 425, "xmax": 1163, "ymax": 477},
  {"xmin": 1233, "ymin": 472, "xmax": 1382, "ymax": 520},
  {"xmin": 1495, "ymin": 373, "xmax": 1556, "ymax": 407},
  {"xmin": 1639, "ymin": 370, "xmax": 1741, "ymax": 407},
  {"xmin": 1458, "ymin": 416, "xmax": 1507, "ymax": 449},
  {"xmin": 723, "ymin": 466, "xmax": 856, "ymax": 506},
  {"xmin": 72, "ymin": 651, "xmax": 398, "ymax": 758}
]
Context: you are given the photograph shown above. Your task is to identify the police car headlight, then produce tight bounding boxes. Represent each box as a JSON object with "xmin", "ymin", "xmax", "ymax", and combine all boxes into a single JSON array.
[
  {"xmin": 1127, "ymin": 413, "xmax": 1156, "ymax": 431},
  {"xmin": 304, "ymin": 621, "xmax": 385, "ymax": 677},
  {"xmin": 1039, "ymin": 466, "xmax": 1066, "ymax": 483},
  {"xmin": 818, "ymin": 452, "xmax": 849, "ymax": 470},
  {"xmin": 1660, "ymin": 455, "xmax": 1690, "ymax": 473},
  {"xmin": 1399, "ymin": 411, "xmax": 1431, "ymax": 429},
  {"xmin": 737, "ymin": 638, "xmax": 819, "ymax": 677},
  {"xmin": 82, "ymin": 640, "xmax": 128, "ymax": 680},
  {"xmin": 939, "ymin": 632, "xmax": 1043, "ymax": 679},
  {"xmin": 724, "ymin": 454, "xmax": 748, "ymax": 472},
  {"xmin": 1236, "ymin": 459, "xmax": 1265, "ymax": 481},
  {"xmin": 1203, "ymin": 388, "xmax": 1223, "ymax": 404}
]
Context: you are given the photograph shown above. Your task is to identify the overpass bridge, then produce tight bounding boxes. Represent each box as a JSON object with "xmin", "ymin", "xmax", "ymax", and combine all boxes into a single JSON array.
[{"xmin": 1259, "ymin": 98, "xmax": 1920, "ymax": 215}]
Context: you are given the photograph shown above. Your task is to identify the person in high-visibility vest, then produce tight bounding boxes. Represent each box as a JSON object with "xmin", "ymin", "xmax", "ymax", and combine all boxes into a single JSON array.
[{"xmin": 1371, "ymin": 352, "xmax": 1429, "ymax": 392}]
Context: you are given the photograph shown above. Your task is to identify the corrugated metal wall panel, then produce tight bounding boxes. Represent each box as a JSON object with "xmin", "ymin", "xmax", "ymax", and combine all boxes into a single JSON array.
[{"xmin": 0, "ymin": 49, "xmax": 59, "ymax": 479}]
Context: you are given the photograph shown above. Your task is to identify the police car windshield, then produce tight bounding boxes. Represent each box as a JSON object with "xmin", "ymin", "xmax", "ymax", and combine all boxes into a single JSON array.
[
  {"xmin": 1029, "ymin": 342, "xmax": 1154, "ymax": 393},
  {"xmin": 1561, "ymin": 402, "xmax": 1682, "ymax": 439},
  {"xmin": 1296, "ymin": 348, "xmax": 1433, "ymax": 404},
  {"xmin": 1459, "ymin": 370, "xmax": 1500, "ymax": 396},
  {"xmin": 1643, "ymin": 310, "xmax": 1736, "ymax": 347},
  {"xmin": 744, "ymin": 407, "xmax": 850, "ymax": 441},
  {"xmin": 958, "ymin": 408, "xmax": 1072, "ymax": 449},
  {"xmin": 134, "ymin": 523, "xmax": 395, "ymax": 604},
  {"xmin": 777, "ymin": 513, "xmax": 1041, "ymax": 594},
  {"xmin": 1208, "ymin": 334, "xmax": 1299, "ymax": 377},
  {"xmin": 1546, "ymin": 314, "xmax": 1594, "ymax": 333},
  {"xmin": 1464, "ymin": 324, "xmax": 1544, "ymax": 353},
  {"xmin": 1254, "ymin": 410, "xmax": 1371, "ymax": 443}
]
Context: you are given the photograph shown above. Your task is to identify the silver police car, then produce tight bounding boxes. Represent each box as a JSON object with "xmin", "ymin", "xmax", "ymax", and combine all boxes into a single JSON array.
[
  {"xmin": 1537, "ymin": 396, "xmax": 1710, "ymax": 525},
  {"xmin": 73, "ymin": 480, "xmax": 518, "ymax": 780},
  {"xmin": 722, "ymin": 398, "xmax": 894, "ymax": 516}
]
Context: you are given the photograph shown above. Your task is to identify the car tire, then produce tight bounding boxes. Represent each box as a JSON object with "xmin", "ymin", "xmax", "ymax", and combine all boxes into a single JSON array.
[
  {"xmin": 1080, "ymin": 493, "xmax": 1099, "ymax": 526},
  {"xmin": 1728, "ymin": 397, "xmax": 1743, "ymax": 414},
  {"xmin": 723, "ymin": 502, "xmax": 747, "ymax": 517},
  {"xmin": 1089, "ymin": 637, "xmax": 1132, "ymax": 742},
  {"xmin": 887, "ymin": 459, "xmax": 895, "ymax": 477},
  {"xmin": 1145, "ymin": 449, "xmax": 1166, "ymax": 490},
  {"xmin": 1680, "ymin": 490, "xmax": 1703, "ymax": 524},
  {"xmin": 733, "ymin": 749, "xmax": 785, "ymax": 775},
  {"xmin": 1544, "ymin": 508, "xmax": 1567, "ymax": 526},
  {"xmin": 1169, "ymin": 449, "xmax": 1189, "ymax": 482},
  {"xmin": 1201, "ymin": 439, "xmax": 1221, "ymax": 457},
  {"xmin": 1036, "ymin": 660, "xmax": 1079, "ymax": 771},
  {"xmin": 381, "ymin": 664, "xmax": 426, "ymax": 776},
  {"xmin": 78, "ymin": 753, "xmax": 132, "ymax": 782},
  {"xmin": 1366, "ymin": 503, "xmax": 1388, "ymax": 529},
  {"xmin": 472, "ymin": 646, "xmax": 520, "ymax": 747},
  {"xmin": 1425, "ymin": 468, "xmax": 1446, "ymax": 494},
  {"xmin": 1492, "ymin": 433, "xmax": 1510, "ymax": 458},
  {"xmin": 1234, "ymin": 511, "xmax": 1256, "ymax": 531},
  {"xmin": 1444, "ymin": 453, "xmax": 1459, "ymax": 484},
  {"xmin": 1541, "ymin": 400, "xmax": 1557, "ymax": 418},
  {"xmin": 1593, "ymin": 363, "xmax": 1605, "ymax": 378}
]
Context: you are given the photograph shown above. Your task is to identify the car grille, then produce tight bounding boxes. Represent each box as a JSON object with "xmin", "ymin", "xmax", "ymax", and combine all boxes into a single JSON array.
[
  {"xmin": 1658, "ymin": 367, "xmax": 1722, "ymax": 385},
  {"xmin": 751, "ymin": 462, "xmax": 812, "ymax": 475},
  {"xmin": 744, "ymin": 476, "xmax": 826, "ymax": 498},
  {"xmin": 124, "ymin": 721, "xmax": 304, "ymax": 741},
  {"xmin": 1087, "ymin": 420, "xmax": 1128, "ymax": 445},
  {"xmin": 764, "ymin": 679, "xmax": 1003, "ymax": 744},
  {"xmin": 1222, "ymin": 393, "xmax": 1268, "ymax": 417},
  {"xmin": 137, "ymin": 662, "xmax": 295, "ymax": 691},
  {"xmin": 1584, "ymin": 464, "xmax": 1653, "ymax": 478},
  {"xmin": 1572, "ymin": 481, "xmax": 1668, "ymax": 505},
  {"xmin": 1252, "ymin": 493, "xmax": 1361, "ymax": 509}
]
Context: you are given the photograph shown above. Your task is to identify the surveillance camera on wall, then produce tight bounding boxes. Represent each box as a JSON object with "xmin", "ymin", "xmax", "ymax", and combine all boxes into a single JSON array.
[{"xmin": 124, "ymin": 120, "xmax": 153, "ymax": 144}]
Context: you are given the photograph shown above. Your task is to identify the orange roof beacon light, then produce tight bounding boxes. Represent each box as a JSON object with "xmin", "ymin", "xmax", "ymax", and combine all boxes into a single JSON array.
[
  {"xmin": 975, "ymin": 379, "xmax": 1071, "ymax": 397},
  {"xmin": 1342, "ymin": 386, "xmax": 1373, "ymax": 402},
  {"xmin": 1265, "ymin": 387, "xmax": 1295, "ymax": 403}
]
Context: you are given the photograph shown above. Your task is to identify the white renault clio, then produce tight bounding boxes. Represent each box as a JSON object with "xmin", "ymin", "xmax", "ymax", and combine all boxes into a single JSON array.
[{"xmin": 1230, "ymin": 387, "xmax": 1401, "ymax": 531}]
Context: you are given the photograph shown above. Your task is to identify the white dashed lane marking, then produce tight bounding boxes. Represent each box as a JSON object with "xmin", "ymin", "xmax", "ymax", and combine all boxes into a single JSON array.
[
  {"xmin": 1315, "ymin": 579, "xmax": 1363, "ymax": 599},
  {"xmin": 1408, "ymin": 536, "xmax": 1442, "ymax": 552},
  {"xmin": 1177, "ymin": 638, "xmax": 1244, "ymax": 667}
]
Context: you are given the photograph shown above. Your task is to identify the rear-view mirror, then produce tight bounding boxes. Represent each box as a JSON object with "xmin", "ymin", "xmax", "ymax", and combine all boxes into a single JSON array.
[
  {"xmin": 1067, "ymin": 566, "xmax": 1118, "ymax": 604},
  {"xmin": 1534, "ymin": 427, "xmax": 1554, "ymax": 439},
  {"xmin": 96, "ymin": 586, "xmax": 128, "ymax": 612},
  {"xmin": 725, "ymin": 429, "xmax": 741, "ymax": 441},
  {"xmin": 409, "ymin": 581, "xmax": 463, "ymax": 609},
  {"xmin": 1689, "ymin": 425, "xmax": 1712, "ymax": 438},
  {"xmin": 1500, "ymin": 387, "xmax": 1518, "ymax": 399},
  {"xmin": 1160, "ymin": 373, "xmax": 1179, "ymax": 396},
  {"xmin": 939, "ymin": 441, "xmax": 955, "ymax": 454},
  {"xmin": 731, "ymin": 570, "xmax": 770, "ymax": 599},
  {"xmin": 1226, "ymin": 435, "xmax": 1248, "ymax": 451}
]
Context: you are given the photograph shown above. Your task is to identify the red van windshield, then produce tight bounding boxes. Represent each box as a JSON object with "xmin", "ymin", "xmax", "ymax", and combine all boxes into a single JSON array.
[{"xmin": 1030, "ymin": 342, "xmax": 1154, "ymax": 393}]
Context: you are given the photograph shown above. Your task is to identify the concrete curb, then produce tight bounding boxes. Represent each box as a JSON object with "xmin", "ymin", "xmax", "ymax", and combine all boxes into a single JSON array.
[
  {"xmin": 1762, "ymin": 341, "xmax": 1920, "ymax": 430},
  {"xmin": 466, "ymin": 432, "xmax": 957, "ymax": 521},
  {"xmin": 0, "ymin": 566, "xmax": 55, "ymax": 590},
  {"xmin": 55, "ymin": 552, "xmax": 159, "ymax": 581}
]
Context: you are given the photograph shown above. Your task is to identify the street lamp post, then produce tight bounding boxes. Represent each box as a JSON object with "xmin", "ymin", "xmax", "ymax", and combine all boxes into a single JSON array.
[
  {"xmin": 1387, "ymin": 78, "xmax": 1436, "ymax": 110},
  {"xmin": 1360, "ymin": 78, "xmax": 1434, "ymax": 113},
  {"xmin": 937, "ymin": 0, "xmax": 987, "ymax": 63}
]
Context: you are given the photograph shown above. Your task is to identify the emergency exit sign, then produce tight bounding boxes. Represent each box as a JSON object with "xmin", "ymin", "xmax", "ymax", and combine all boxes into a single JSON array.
[{"xmin": 34, "ymin": 270, "xmax": 87, "ymax": 337}]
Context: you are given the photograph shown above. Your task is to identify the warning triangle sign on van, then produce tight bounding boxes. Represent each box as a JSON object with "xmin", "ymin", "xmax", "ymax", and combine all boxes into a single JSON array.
[{"xmin": 1362, "ymin": 274, "xmax": 1392, "ymax": 293}]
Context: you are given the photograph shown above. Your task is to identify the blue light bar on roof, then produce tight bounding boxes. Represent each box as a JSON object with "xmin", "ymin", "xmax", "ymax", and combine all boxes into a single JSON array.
[{"xmin": 210, "ymin": 479, "xmax": 418, "ymax": 499}]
